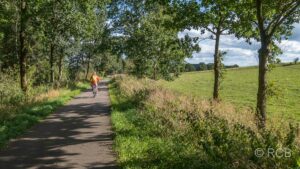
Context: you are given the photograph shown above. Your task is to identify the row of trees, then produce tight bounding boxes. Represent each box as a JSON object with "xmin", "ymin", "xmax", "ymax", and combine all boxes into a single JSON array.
[
  {"xmin": 108, "ymin": 1, "xmax": 200, "ymax": 80},
  {"xmin": 185, "ymin": 62, "xmax": 239, "ymax": 72},
  {"xmin": 1, "ymin": 0, "xmax": 299, "ymax": 128},
  {"xmin": 108, "ymin": 0, "xmax": 300, "ymax": 129},
  {"xmin": 0, "ymin": 0, "xmax": 122, "ymax": 92}
]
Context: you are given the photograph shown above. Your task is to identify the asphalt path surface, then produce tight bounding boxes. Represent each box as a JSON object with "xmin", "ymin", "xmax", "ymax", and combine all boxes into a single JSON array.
[{"xmin": 0, "ymin": 81, "xmax": 117, "ymax": 169}]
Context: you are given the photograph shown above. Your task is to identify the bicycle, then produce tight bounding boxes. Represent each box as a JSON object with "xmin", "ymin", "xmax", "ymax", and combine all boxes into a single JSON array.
[{"xmin": 92, "ymin": 84, "xmax": 98, "ymax": 98}]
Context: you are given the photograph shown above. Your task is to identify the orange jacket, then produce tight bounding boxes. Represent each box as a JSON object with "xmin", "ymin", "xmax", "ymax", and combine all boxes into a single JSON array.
[{"xmin": 90, "ymin": 75, "xmax": 100, "ymax": 85}]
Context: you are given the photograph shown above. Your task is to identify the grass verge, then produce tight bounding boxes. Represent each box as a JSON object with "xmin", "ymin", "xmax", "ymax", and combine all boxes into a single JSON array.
[
  {"xmin": 109, "ymin": 80, "xmax": 182, "ymax": 169},
  {"xmin": 0, "ymin": 82, "xmax": 89, "ymax": 148}
]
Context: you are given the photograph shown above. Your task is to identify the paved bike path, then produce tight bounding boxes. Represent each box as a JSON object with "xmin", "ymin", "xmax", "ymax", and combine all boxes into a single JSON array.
[{"xmin": 0, "ymin": 81, "xmax": 117, "ymax": 169}]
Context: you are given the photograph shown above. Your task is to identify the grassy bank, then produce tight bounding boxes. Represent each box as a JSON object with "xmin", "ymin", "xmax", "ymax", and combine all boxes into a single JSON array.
[
  {"xmin": 110, "ymin": 76, "xmax": 300, "ymax": 169},
  {"xmin": 159, "ymin": 64, "xmax": 300, "ymax": 121},
  {"xmin": 0, "ymin": 82, "xmax": 89, "ymax": 148}
]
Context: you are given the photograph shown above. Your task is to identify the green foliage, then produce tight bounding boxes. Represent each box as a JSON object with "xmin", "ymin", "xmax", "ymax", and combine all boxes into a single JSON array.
[
  {"xmin": 185, "ymin": 63, "xmax": 196, "ymax": 72},
  {"xmin": 235, "ymin": 0, "xmax": 300, "ymax": 42},
  {"xmin": 0, "ymin": 71, "xmax": 25, "ymax": 107},
  {"xmin": 0, "ymin": 0, "xmax": 113, "ymax": 87},
  {"xmin": 0, "ymin": 1, "xmax": 19, "ymax": 70},
  {"xmin": 266, "ymin": 80, "xmax": 284, "ymax": 99},
  {"xmin": 109, "ymin": 2, "xmax": 199, "ymax": 80},
  {"xmin": 199, "ymin": 62, "xmax": 208, "ymax": 71}
]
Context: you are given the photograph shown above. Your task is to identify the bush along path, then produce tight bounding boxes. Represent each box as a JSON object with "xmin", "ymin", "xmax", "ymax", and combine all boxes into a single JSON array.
[{"xmin": 0, "ymin": 81, "xmax": 117, "ymax": 169}]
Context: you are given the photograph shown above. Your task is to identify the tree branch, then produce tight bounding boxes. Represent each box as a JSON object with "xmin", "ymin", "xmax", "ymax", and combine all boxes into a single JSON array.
[
  {"xmin": 266, "ymin": 1, "xmax": 298, "ymax": 34},
  {"xmin": 269, "ymin": 1, "xmax": 300, "ymax": 37},
  {"xmin": 253, "ymin": 20, "xmax": 259, "ymax": 26},
  {"xmin": 204, "ymin": 26, "xmax": 216, "ymax": 35}
]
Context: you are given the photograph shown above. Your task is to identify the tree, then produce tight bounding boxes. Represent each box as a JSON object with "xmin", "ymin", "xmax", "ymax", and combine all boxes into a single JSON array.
[
  {"xmin": 19, "ymin": 0, "xmax": 27, "ymax": 92},
  {"xmin": 40, "ymin": 0, "xmax": 109, "ymax": 83},
  {"xmin": 185, "ymin": 63, "xmax": 196, "ymax": 72},
  {"xmin": 1, "ymin": 0, "xmax": 56, "ymax": 87},
  {"xmin": 0, "ymin": 0, "xmax": 111, "ymax": 89},
  {"xmin": 0, "ymin": 0, "xmax": 19, "ymax": 71},
  {"xmin": 40, "ymin": 0, "xmax": 71, "ymax": 83},
  {"xmin": 294, "ymin": 57, "xmax": 299, "ymax": 64},
  {"xmin": 199, "ymin": 62, "xmax": 208, "ymax": 71},
  {"xmin": 79, "ymin": 1, "xmax": 114, "ymax": 79},
  {"xmin": 175, "ymin": 0, "xmax": 237, "ymax": 100},
  {"xmin": 236, "ymin": 0, "xmax": 300, "ymax": 128},
  {"xmin": 109, "ymin": 1, "xmax": 199, "ymax": 80},
  {"xmin": 18, "ymin": 0, "xmax": 44, "ymax": 92},
  {"xmin": 207, "ymin": 63, "xmax": 214, "ymax": 70}
]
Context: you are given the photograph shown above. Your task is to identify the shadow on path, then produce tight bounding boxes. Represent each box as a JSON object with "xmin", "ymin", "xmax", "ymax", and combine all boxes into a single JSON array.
[{"xmin": 0, "ymin": 81, "xmax": 117, "ymax": 169}]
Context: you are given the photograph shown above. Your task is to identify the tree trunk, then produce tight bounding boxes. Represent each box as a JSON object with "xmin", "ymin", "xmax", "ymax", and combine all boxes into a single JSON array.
[
  {"xmin": 15, "ymin": 1, "xmax": 18, "ymax": 64},
  {"xmin": 58, "ymin": 50, "xmax": 63, "ymax": 82},
  {"xmin": 153, "ymin": 62, "xmax": 157, "ymax": 80},
  {"xmin": 121, "ymin": 59, "xmax": 126, "ymax": 73},
  {"xmin": 19, "ymin": 0, "xmax": 28, "ymax": 93},
  {"xmin": 256, "ymin": 42, "xmax": 269, "ymax": 129},
  {"xmin": 213, "ymin": 31, "xmax": 221, "ymax": 100},
  {"xmin": 50, "ymin": 43, "xmax": 55, "ymax": 83},
  {"xmin": 255, "ymin": 0, "xmax": 269, "ymax": 129},
  {"xmin": 85, "ymin": 54, "xmax": 91, "ymax": 80}
]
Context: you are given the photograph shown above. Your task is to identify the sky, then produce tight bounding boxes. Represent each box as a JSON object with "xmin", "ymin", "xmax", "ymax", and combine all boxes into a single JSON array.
[{"xmin": 180, "ymin": 24, "xmax": 300, "ymax": 67}]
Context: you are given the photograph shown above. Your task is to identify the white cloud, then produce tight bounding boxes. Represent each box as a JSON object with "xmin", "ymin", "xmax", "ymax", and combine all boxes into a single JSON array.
[
  {"xmin": 277, "ymin": 40, "xmax": 300, "ymax": 63},
  {"xmin": 179, "ymin": 28, "xmax": 211, "ymax": 39},
  {"xmin": 279, "ymin": 40, "xmax": 300, "ymax": 53},
  {"xmin": 182, "ymin": 23, "xmax": 300, "ymax": 66}
]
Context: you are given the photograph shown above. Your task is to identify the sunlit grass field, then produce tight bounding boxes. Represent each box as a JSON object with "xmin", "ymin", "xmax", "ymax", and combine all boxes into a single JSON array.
[{"xmin": 160, "ymin": 64, "xmax": 300, "ymax": 121}]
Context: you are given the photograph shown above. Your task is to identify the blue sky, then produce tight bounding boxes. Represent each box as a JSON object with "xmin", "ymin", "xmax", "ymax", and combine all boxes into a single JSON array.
[{"xmin": 180, "ymin": 23, "xmax": 300, "ymax": 67}]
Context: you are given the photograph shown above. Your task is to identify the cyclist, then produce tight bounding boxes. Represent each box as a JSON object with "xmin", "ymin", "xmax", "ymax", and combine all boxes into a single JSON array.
[{"xmin": 90, "ymin": 72, "xmax": 101, "ymax": 97}]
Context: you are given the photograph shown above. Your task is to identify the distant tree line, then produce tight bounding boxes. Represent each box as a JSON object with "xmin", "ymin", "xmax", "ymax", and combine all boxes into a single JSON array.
[{"xmin": 185, "ymin": 62, "xmax": 239, "ymax": 72}]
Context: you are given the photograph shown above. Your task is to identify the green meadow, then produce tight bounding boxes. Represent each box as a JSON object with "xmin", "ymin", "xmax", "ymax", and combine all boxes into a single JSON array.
[{"xmin": 160, "ymin": 64, "xmax": 300, "ymax": 121}]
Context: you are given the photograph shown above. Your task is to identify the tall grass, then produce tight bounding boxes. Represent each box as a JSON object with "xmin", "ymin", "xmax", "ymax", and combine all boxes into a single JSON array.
[{"xmin": 110, "ymin": 76, "xmax": 300, "ymax": 169}]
